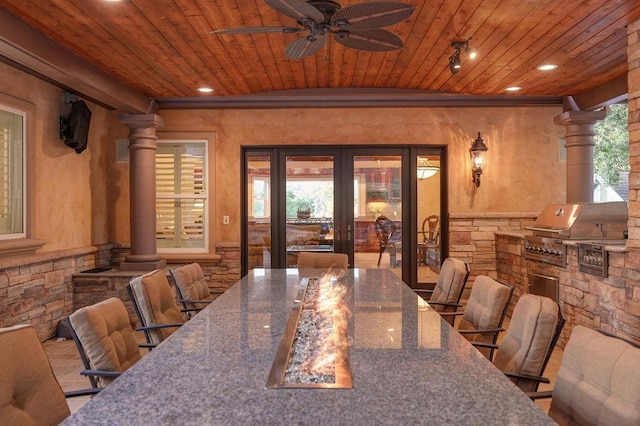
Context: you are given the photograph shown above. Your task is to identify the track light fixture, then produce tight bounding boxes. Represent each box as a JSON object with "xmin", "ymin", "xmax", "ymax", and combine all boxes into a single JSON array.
[{"xmin": 449, "ymin": 38, "xmax": 476, "ymax": 74}]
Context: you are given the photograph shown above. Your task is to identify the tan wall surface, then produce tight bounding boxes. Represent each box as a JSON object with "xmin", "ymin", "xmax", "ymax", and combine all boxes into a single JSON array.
[
  {"xmin": 0, "ymin": 62, "xmax": 110, "ymax": 252},
  {"xmin": 109, "ymin": 105, "xmax": 565, "ymax": 246}
]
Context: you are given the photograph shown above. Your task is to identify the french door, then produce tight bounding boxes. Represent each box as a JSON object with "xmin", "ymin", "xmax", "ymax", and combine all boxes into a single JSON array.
[{"xmin": 242, "ymin": 146, "xmax": 446, "ymax": 288}]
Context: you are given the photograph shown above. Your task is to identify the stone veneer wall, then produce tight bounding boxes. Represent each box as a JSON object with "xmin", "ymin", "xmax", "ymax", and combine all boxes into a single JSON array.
[
  {"xmin": 0, "ymin": 242, "xmax": 242, "ymax": 342},
  {"xmin": 496, "ymin": 234, "xmax": 639, "ymax": 347},
  {"xmin": 449, "ymin": 213, "xmax": 537, "ymax": 299},
  {"xmin": 495, "ymin": 233, "xmax": 528, "ymax": 313},
  {"xmin": 628, "ymin": 19, "xmax": 640, "ymax": 250},
  {"xmin": 110, "ymin": 243, "xmax": 241, "ymax": 295},
  {"xmin": 81, "ymin": 243, "xmax": 241, "ymax": 328},
  {"xmin": 0, "ymin": 244, "xmax": 113, "ymax": 341},
  {"xmin": 626, "ymin": 17, "xmax": 640, "ymax": 342}
]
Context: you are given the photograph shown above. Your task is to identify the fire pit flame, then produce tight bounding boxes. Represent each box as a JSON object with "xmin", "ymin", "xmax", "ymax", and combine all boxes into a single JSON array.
[{"xmin": 266, "ymin": 271, "xmax": 352, "ymax": 389}]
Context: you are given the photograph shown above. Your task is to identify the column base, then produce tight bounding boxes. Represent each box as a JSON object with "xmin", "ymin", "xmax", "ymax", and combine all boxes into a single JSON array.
[{"xmin": 120, "ymin": 259, "xmax": 167, "ymax": 272}]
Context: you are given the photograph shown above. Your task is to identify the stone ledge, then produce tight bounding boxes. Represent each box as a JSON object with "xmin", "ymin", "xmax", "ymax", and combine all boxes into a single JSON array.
[
  {"xmin": 495, "ymin": 231, "xmax": 531, "ymax": 238},
  {"xmin": 450, "ymin": 212, "xmax": 539, "ymax": 219},
  {"xmin": 0, "ymin": 243, "xmax": 114, "ymax": 270}
]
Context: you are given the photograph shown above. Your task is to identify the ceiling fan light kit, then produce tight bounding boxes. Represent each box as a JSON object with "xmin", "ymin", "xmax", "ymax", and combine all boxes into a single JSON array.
[{"xmin": 212, "ymin": 0, "xmax": 417, "ymax": 60}]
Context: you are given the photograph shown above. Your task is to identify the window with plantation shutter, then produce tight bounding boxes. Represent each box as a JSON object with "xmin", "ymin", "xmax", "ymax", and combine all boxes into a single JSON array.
[
  {"xmin": 0, "ymin": 104, "xmax": 25, "ymax": 239},
  {"xmin": 156, "ymin": 141, "xmax": 207, "ymax": 251}
]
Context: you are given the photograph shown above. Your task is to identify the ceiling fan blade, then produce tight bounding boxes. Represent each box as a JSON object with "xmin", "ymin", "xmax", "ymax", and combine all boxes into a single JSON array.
[
  {"xmin": 265, "ymin": 0, "xmax": 324, "ymax": 23},
  {"xmin": 331, "ymin": 2, "xmax": 416, "ymax": 30},
  {"xmin": 285, "ymin": 36, "xmax": 326, "ymax": 59},
  {"xmin": 332, "ymin": 29, "xmax": 404, "ymax": 51},
  {"xmin": 211, "ymin": 26, "xmax": 302, "ymax": 35}
]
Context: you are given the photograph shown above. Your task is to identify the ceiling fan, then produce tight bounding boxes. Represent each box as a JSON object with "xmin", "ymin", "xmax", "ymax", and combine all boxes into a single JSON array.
[{"xmin": 211, "ymin": 0, "xmax": 417, "ymax": 60}]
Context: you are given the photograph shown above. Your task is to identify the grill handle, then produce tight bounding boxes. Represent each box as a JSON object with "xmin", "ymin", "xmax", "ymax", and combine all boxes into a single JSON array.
[{"xmin": 530, "ymin": 272, "xmax": 558, "ymax": 281}]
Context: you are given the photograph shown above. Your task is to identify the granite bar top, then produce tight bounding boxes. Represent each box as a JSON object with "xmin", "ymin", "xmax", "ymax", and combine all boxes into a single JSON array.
[{"xmin": 63, "ymin": 268, "xmax": 554, "ymax": 425}]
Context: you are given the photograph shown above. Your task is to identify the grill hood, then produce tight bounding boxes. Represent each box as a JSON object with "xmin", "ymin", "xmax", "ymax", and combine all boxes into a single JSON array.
[{"xmin": 526, "ymin": 201, "xmax": 628, "ymax": 239}]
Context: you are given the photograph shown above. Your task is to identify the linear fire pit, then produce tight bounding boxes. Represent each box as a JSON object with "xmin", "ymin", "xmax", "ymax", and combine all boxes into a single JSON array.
[{"xmin": 266, "ymin": 276, "xmax": 352, "ymax": 389}]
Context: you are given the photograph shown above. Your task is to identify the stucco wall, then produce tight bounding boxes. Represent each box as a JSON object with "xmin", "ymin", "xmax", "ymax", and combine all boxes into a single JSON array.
[
  {"xmin": 0, "ymin": 61, "xmax": 110, "ymax": 252},
  {"xmin": 0, "ymin": 63, "xmax": 112, "ymax": 340},
  {"xmin": 109, "ymin": 106, "xmax": 565, "ymax": 246}
]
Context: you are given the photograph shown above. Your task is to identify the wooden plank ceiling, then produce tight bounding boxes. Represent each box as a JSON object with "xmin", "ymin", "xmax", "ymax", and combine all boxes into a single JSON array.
[{"xmin": 0, "ymin": 0, "xmax": 638, "ymax": 100}]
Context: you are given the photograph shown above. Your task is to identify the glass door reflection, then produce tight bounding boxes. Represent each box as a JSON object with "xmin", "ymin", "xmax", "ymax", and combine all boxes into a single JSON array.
[
  {"xmin": 246, "ymin": 156, "xmax": 271, "ymax": 270},
  {"xmin": 284, "ymin": 155, "xmax": 335, "ymax": 267},
  {"xmin": 416, "ymin": 154, "xmax": 441, "ymax": 290},
  {"xmin": 352, "ymin": 156, "xmax": 402, "ymax": 276}
]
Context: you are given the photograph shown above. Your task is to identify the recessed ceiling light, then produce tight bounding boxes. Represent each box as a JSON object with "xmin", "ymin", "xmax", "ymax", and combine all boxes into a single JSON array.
[
  {"xmin": 537, "ymin": 64, "xmax": 558, "ymax": 71},
  {"xmin": 506, "ymin": 86, "xmax": 521, "ymax": 92},
  {"xmin": 197, "ymin": 87, "xmax": 214, "ymax": 93}
]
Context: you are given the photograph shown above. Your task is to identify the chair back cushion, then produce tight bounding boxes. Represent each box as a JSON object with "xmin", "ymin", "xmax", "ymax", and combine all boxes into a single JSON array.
[
  {"xmin": 0, "ymin": 324, "xmax": 70, "ymax": 425},
  {"xmin": 549, "ymin": 326, "xmax": 640, "ymax": 426},
  {"xmin": 69, "ymin": 297, "xmax": 141, "ymax": 386},
  {"xmin": 297, "ymin": 252, "xmax": 349, "ymax": 277},
  {"xmin": 493, "ymin": 294, "xmax": 559, "ymax": 392},
  {"xmin": 171, "ymin": 263, "xmax": 213, "ymax": 309},
  {"xmin": 429, "ymin": 257, "xmax": 469, "ymax": 312},
  {"xmin": 129, "ymin": 269, "xmax": 186, "ymax": 345},
  {"xmin": 458, "ymin": 275, "xmax": 512, "ymax": 345}
]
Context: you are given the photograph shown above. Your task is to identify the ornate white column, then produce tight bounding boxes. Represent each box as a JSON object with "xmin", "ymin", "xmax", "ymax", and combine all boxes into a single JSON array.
[
  {"xmin": 554, "ymin": 110, "xmax": 606, "ymax": 203},
  {"xmin": 118, "ymin": 113, "xmax": 167, "ymax": 271}
]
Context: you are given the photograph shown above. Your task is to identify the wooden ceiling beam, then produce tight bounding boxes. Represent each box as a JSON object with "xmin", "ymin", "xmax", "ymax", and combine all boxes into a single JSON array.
[
  {"xmin": 567, "ymin": 74, "xmax": 628, "ymax": 111},
  {"xmin": 0, "ymin": 8, "xmax": 151, "ymax": 113},
  {"xmin": 157, "ymin": 88, "xmax": 564, "ymax": 109}
]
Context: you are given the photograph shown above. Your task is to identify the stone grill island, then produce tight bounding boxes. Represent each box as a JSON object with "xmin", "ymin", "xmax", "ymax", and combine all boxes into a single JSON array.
[{"xmin": 63, "ymin": 269, "xmax": 554, "ymax": 425}]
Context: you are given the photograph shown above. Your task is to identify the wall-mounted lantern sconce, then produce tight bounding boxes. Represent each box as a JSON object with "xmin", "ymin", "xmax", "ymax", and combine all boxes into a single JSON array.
[
  {"xmin": 469, "ymin": 132, "xmax": 488, "ymax": 187},
  {"xmin": 417, "ymin": 157, "xmax": 439, "ymax": 180}
]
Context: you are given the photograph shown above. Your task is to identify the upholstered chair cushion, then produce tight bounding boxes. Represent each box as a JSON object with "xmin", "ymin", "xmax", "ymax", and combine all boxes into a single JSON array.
[
  {"xmin": 129, "ymin": 269, "xmax": 187, "ymax": 345},
  {"xmin": 549, "ymin": 326, "xmax": 640, "ymax": 426},
  {"xmin": 171, "ymin": 263, "xmax": 213, "ymax": 310},
  {"xmin": 297, "ymin": 252, "xmax": 349, "ymax": 277},
  {"xmin": 0, "ymin": 324, "xmax": 70, "ymax": 425},
  {"xmin": 428, "ymin": 257, "xmax": 469, "ymax": 312},
  {"xmin": 457, "ymin": 275, "xmax": 512, "ymax": 358},
  {"xmin": 493, "ymin": 294, "xmax": 559, "ymax": 392},
  {"xmin": 69, "ymin": 297, "xmax": 141, "ymax": 387}
]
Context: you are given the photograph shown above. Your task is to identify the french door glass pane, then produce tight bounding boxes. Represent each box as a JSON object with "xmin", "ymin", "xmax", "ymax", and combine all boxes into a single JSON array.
[
  {"xmin": 353, "ymin": 156, "xmax": 402, "ymax": 276},
  {"xmin": 285, "ymin": 155, "xmax": 334, "ymax": 267},
  {"xmin": 247, "ymin": 156, "xmax": 271, "ymax": 270},
  {"xmin": 417, "ymin": 154, "xmax": 441, "ymax": 288}
]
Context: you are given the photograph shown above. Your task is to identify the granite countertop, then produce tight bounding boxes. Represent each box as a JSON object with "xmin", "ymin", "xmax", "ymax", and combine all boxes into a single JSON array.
[
  {"xmin": 63, "ymin": 269, "xmax": 554, "ymax": 425},
  {"xmin": 562, "ymin": 239, "xmax": 628, "ymax": 252},
  {"xmin": 494, "ymin": 230, "xmax": 532, "ymax": 238}
]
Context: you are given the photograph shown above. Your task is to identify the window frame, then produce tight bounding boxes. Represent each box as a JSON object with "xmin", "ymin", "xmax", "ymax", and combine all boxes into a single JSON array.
[
  {"xmin": 0, "ymin": 92, "xmax": 42, "ymax": 258},
  {"xmin": 155, "ymin": 138, "xmax": 209, "ymax": 254},
  {"xmin": 250, "ymin": 175, "xmax": 270, "ymax": 219},
  {"xmin": 0, "ymin": 102, "xmax": 26, "ymax": 240}
]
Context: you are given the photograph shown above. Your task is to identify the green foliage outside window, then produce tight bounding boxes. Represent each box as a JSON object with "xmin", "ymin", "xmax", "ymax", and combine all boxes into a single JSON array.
[{"xmin": 594, "ymin": 103, "xmax": 629, "ymax": 186}]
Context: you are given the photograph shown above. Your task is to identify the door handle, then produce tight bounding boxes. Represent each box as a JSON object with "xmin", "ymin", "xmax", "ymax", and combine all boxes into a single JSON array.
[{"xmin": 347, "ymin": 224, "xmax": 352, "ymax": 242}]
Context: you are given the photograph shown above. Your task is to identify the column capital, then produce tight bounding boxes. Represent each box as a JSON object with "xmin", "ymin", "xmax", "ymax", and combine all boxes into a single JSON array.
[
  {"xmin": 554, "ymin": 110, "xmax": 606, "ymax": 126},
  {"xmin": 118, "ymin": 113, "xmax": 165, "ymax": 129}
]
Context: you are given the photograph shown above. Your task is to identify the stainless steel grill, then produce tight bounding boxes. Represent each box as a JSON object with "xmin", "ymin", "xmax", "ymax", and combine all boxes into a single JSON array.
[{"xmin": 524, "ymin": 202, "xmax": 628, "ymax": 267}]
